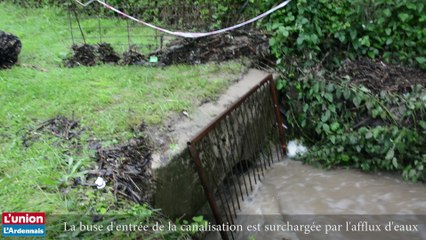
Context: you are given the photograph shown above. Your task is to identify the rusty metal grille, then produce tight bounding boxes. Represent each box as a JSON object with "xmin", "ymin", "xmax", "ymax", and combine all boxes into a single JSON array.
[{"xmin": 188, "ymin": 74, "xmax": 286, "ymax": 240}]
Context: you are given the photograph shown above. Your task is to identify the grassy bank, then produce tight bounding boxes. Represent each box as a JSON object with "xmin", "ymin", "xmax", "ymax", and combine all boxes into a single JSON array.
[{"xmin": 0, "ymin": 1, "xmax": 243, "ymax": 219}]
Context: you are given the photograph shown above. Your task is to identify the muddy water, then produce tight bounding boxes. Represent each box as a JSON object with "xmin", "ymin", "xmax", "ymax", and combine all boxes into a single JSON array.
[{"xmin": 231, "ymin": 160, "xmax": 426, "ymax": 240}]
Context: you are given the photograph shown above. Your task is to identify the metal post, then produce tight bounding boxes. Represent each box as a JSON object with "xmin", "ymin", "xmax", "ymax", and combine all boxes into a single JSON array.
[
  {"xmin": 68, "ymin": 1, "xmax": 75, "ymax": 45},
  {"xmin": 187, "ymin": 143, "xmax": 229, "ymax": 240},
  {"xmin": 269, "ymin": 79, "xmax": 287, "ymax": 156}
]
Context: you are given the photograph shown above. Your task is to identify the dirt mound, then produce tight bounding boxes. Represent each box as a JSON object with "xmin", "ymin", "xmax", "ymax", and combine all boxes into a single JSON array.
[
  {"xmin": 65, "ymin": 44, "xmax": 97, "ymax": 67},
  {"xmin": 338, "ymin": 58, "xmax": 426, "ymax": 93},
  {"xmin": 97, "ymin": 43, "xmax": 120, "ymax": 64},
  {"xmin": 121, "ymin": 47, "xmax": 146, "ymax": 65},
  {"xmin": 0, "ymin": 31, "xmax": 22, "ymax": 69},
  {"xmin": 23, "ymin": 115, "xmax": 83, "ymax": 147},
  {"xmin": 65, "ymin": 43, "xmax": 122, "ymax": 67},
  {"xmin": 64, "ymin": 30, "xmax": 272, "ymax": 67},
  {"xmin": 151, "ymin": 30, "xmax": 274, "ymax": 66},
  {"xmin": 94, "ymin": 135, "xmax": 153, "ymax": 203}
]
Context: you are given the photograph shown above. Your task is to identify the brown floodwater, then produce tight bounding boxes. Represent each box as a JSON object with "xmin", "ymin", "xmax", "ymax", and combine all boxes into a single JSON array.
[{"xmin": 211, "ymin": 159, "xmax": 426, "ymax": 240}]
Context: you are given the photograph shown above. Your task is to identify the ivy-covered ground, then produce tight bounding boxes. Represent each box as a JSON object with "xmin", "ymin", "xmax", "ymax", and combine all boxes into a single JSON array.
[
  {"xmin": 263, "ymin": 0, "xmax": 426, "ymax": 182},
  {"xmin": 281, "ymin": 59, "xmax": 426, "ymax": 182}
]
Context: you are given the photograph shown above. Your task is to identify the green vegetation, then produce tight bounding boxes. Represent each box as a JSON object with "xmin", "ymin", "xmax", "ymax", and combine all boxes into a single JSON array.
[
  {"xmin": 282, "ymin": 76, "xmax": 426, "ymax": 182},
  {"xmin": 268, "ymin": 0, "xmax": 426, "ymax": 181},
  {"xmin": 267, "ymin": 0, "xmax": 426, "ymax": 69},
  {"xmin": 2, "ymin": 2, "xmax": 425, "ymax": 239},
  {"xmin": 0, "ymin": 1, "xmax": 242, "ymax": 231}
]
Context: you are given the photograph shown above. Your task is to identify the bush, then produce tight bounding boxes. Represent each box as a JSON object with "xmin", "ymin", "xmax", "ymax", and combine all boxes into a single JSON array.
[
  {"xmin": 267, "ymin": 0, "xmax": 426, "ymax": 69},
  {"xmin": 281, "ymin": 73, "xmax": 426, "ymax": 182}
]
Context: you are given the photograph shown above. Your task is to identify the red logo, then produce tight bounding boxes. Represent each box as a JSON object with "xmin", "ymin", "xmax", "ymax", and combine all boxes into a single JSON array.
[{"xmin": 2, "ymin": 212, "xmax": 45, "ymax": 225}]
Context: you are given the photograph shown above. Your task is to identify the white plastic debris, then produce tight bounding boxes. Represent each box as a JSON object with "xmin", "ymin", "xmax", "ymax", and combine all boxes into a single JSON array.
[
  {"xmin": 95, "ymin": 177, "xmax": 106, "ymax": 189},
  {"xmin": 287, "ymin": 140, "xmax": 308, "ymax": 158},
  {"xmin": 182, "ymin": 110, "xmax": 189, "ymax": 118}
]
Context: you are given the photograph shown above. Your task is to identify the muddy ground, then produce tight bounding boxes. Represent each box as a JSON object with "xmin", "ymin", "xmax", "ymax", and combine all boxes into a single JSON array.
[{"xmin": 24, "ymin": 116, "xmax": 154, "ymax": 204}]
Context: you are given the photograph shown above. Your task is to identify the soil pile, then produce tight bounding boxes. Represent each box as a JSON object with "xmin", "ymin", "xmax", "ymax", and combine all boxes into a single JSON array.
[
  {"xmin": 337, "ymin": 58, "xmax": 426, "ymax": 93},
  {"xmin": 65, "ymin": 44, "xmax": 97, "ymax": 67},
  {"xmin": 95, "ymin": 135, "xmax": 153, "ymax": 203},
  {"xmin": 65, "ymin": 43, "xmax": 121, "ymax": 67},
  {"xmin": 121, "ymin": 47, "xmax": 146, "ymax": 65},
  {"xmin": 0, "ymin": 31, "xmax": 22, "ymax": 69},
  {"xmin": 97, "ymin": 43, "xmax": 120, "ymax": 64},
  {"xmin": 64, "ymin": 30, "xmax": 273, "ymax": 67},
  {"xmin": 151, "ymin": 30, "xmax": 273, "ymax": 65}
]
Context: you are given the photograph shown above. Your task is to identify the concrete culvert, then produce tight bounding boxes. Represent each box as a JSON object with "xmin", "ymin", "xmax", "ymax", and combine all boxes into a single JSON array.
[{"xmin": 0, "ymin": 30, "xmax": 22, "ymax": 69}]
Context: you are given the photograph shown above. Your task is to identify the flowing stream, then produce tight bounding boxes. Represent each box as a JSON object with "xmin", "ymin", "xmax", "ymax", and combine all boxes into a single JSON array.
[{"xmin": 218, "ymin": 159, "xmax": 426, "ymax": 240}]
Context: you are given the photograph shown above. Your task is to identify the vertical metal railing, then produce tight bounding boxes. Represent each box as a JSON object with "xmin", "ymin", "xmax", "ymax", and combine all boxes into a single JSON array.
[{"xmin": 187, "ymin": 74, "xmax": 286, "ymax": 240}]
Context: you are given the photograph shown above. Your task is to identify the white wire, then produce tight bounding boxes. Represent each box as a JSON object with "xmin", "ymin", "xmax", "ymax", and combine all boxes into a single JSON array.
[{"xmin": 72, "ymin": 0, "xmax": 293, "ymax": 38}]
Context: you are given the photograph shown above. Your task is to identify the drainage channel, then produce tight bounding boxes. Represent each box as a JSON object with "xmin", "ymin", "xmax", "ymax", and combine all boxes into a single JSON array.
[{"xmin": 187, "ymin": 74, "xmax": 286, "ymax": 240}]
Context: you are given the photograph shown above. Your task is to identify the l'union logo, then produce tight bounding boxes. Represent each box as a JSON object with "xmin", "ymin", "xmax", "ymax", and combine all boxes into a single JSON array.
[{"xmin": 2, "ymin": 212, "xmax": 46, "ymax": 237}]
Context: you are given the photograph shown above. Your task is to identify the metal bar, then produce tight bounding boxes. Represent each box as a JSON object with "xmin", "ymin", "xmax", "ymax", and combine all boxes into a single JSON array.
[
  {"xmin": 187, "ymin": 143, "xmax": 229, "ymax": 240},
  {"xmin": 98, "ymin": 4, "xmax": 102, "ymax": 42},
  {"xmin": 269, "ymin": 79, "xmax": 287, "ymax": 156},
  {"xmin": 223, "ymin": 115, "xmax": 245, "ymax": 204},
  {"xmin": 68, "ymin": 1, "xmax": 75, "ymax": 45},
  {"xmin": 241, "ymin": 96, "xmax": 263, "ymax": 180},
  {"xmin": 226, "ymin": 112, "xmax": 250, "ymax": 198},
  {"xmin": 214, "ymin": 123, "xmax": 242, "ymax": 210},
  {"xmin": 235, "ymin": 106, "xmax": 255, "ymax": 190},
  {"xmin": 250, "ymin": 86, "xmax": 270, "ymax": 171},
  {"xmin": 73, "ymin": 7, "xmax": 86, "ymax": 44},
  {"xmin": 190, "ymin": 75, "xmax": 273, "ymax": 144},
  {"xmin": 202, "ymin": 137, "xmax": 235, "ymax": 226},
  {"xmin": 211, "ymin": 128, "xmax": 238, "ymax": 218},
  {"xmin": 259, "ymin": 84, "xmax": 276, "ymax": 166}
]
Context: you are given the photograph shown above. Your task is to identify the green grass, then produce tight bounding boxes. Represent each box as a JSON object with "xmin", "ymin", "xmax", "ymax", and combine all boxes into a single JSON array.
[{"xmin": 0, "ymin": 2, "xmax": 244, "ymax": 217}]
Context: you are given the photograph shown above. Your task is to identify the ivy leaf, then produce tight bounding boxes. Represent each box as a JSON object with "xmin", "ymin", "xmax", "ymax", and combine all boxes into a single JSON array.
[
  {"xmin": 193, "ymin": 216, "xmax": 204, "ymax": 222},
  {"xmin": 373, "ymin": 127, "xmax": 381, "ymax": 139},
  {"xmin": 341, "ymin": 154, "xmax": 350, "ymax": 162},
  {"xmin": 322, "ymin": 123, "xmax": 330, "ymax": 133},
  {"xmin": 343, "ymin": 89, "xmax": 351, "ymax": 100},
  {"xmin": 330, "ymin": 135, "xmax": 336, "ymax": 144},
  {"xmin": 419, "ymin": 120, "xmax": 426, "ymax": 130},
  {"xmin": 326, "ymin": 83, "xmax": 335, "ymax": 92},
  {"xmin": 353, "ymin": 96, "xmax": 362, "ymax": 107},
  {"xmin": 276, "ymin": 79, "xmax": 285, "ymax": 90},
  {"xmin": 330, "ymin": 122, "xmax": 340, "ymax": 132},
  {"xmin": 392, "ymin": 158, "xmax": 398, "ymax": 169},
  {"xmin": 398, "ymin": 13, "xmax": 410, "ymax": 22},
  {"xmin": 296, "ymin": 35, "xmax": 305, "ymax": 45},
  {"xmin": 365, "ymin": 131, "xmax": 373, "ymax": 139},
  {"xmin": 415, "ymin": 57, "xmax": 426, "ymax": 65},
  {"xmin": 324, "ymin": 93, "xmax": 333, "ymax": 102},
  {"xmin": 321, "ymin": 110, "xmax": 331, "ymax": 122},
  {"xmin": 383, "ymin": 9, "xmax": 391, "ymax": 17},
  {"xmin": 385, "ymin": 147, "xmax": 394, "ymax": 160}
]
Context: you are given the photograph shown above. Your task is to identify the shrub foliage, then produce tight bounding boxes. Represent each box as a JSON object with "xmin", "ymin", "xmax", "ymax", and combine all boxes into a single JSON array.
[{"xmin": 267, "ymin": 0, "xmax": 426, "ymax": 69}]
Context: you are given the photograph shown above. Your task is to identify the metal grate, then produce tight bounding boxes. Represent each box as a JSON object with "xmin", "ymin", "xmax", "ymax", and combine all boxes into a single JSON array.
[{"xmin": 187, "ymin": 74, "xmax": 286, "ymax": 240}]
